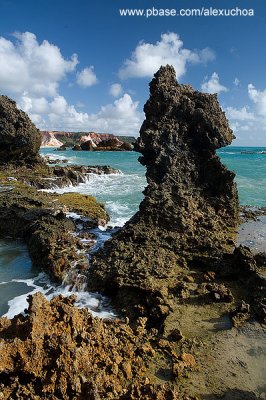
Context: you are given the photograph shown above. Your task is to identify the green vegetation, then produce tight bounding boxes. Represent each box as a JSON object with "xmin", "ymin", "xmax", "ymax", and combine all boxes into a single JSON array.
[{"xmin": 55, "ymin": 192, "xmax": 108, "ymax": 222}]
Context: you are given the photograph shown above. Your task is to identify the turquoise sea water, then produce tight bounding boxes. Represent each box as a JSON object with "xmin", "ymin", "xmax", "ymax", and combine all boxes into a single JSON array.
[
  {"xmin": 42, "ymin": 146, "xmax": 266, "ymax": 209},
  {"xmin": 218, "ymin": 146, "xmax": 266, "ymax": 207},
  {"xmin": 0, "ymin": 145, "xmax": 265, "ymax": 317}
]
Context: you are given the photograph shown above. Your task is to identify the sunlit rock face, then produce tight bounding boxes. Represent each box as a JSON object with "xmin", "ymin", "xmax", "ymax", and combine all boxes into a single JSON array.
[
  {"xmin": 90, "ymin": 65, "xmax": 239, "ymax": 316},
  {"xmin": 0, "ymin": 95, "xmax": 41, "ymax": 164}
]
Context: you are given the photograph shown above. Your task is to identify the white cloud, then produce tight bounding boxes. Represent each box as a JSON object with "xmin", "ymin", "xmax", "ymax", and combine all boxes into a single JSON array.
[
  {"xmin": 0, "ymin": 32, "xmax": 78, "ymax": 97},
  {"xmin": 19, "ymin": 93, "xmax": 142, "ymax": 136},
  {"xmin": 76, "ymin": 66, "xmax": 98, "ymax": 88},
  {"xmin": 119, "ymin": 32, "xmax": 215, "ymax": 80},
  {"xmin": 201, "ymin": 72, "xmax": 228, "ymax": 94},
  {"xmin": 110, "ymin": 83, "xmax": 123, "ymax": 97},
  {"xmin": 224, "ymin": 84, "xmax": 266, "ymax": 145},
  {"xmin": 0, "ymin": 31, "xmax": 141, "ymax": 136},
  {"xmin": 225, "ymin": 106, "xmax": 255, "ymax": 121},
  {"xmin": 248, "ymin": 84, "xmax": 266, "ymax": 116}
]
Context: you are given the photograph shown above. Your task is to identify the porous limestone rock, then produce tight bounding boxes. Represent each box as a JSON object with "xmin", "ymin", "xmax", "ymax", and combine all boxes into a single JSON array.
[
  {"xmin": 0, "ymin": 95, "xmax": 41, "ymax": 164},
  {"xmin": 90, "ymin": 65, "xmax": 239, "ymax": 318},
  {"xmin": 0, "ymin": 293, "xmax": 183, "ymax": 399}
]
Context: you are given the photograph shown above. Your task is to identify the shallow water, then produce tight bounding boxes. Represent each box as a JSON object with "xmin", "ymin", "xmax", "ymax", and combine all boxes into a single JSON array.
[
  {"xmin": 42, "ymin": 146, "xmax": 266, "ymax": 208},
  {"xmin": 0, "ymin": 239, "xmax": 115, "ymax": 319},
  {"xmin": 1, "ymin": 146, "xmax": 265, "ymax": 318}
]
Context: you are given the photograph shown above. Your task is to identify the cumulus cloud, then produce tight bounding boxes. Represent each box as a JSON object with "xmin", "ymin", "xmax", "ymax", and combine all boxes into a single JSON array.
[
  {"xmin": 119, "ymin": 32, "xmax": 215, "ymax": 80},
  {"xmin": 109, "ymin": 83, "xmax": 123, "ymax": 97},
  {"xmin": 225, "ymin": 106, "xmax": 255, "ymax": 121},
  {"xmin": 76, "ymin": 66, "xmax": 98, "ymax": 87},
  {"xmin": 248, "ymin": 84, "xmax": 266, "ymax": 116},
  {"xmin": 19, "ymin": 92, "xmax": 142, "ymax": 136},
  {"xmin": 201, "ymin": 72, "xmax": 228, "ymax": 94},
  {"xmin": 224, "ymin": 83, "xmax": 266, "ymax": 145},
  {"xmin": 0, "ymin": 31, "xmax": 140, "ymax": 135},
  {"xmin": 0, "ymin": 32, "xmax": 78, "ymax": 97}
]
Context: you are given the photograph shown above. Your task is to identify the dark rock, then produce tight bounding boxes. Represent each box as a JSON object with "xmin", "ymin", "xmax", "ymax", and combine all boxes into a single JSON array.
[
  {"xmin": 26, "ymin": 165, "xmax": 120, "ymax": 190},
  {"xmin": 97, "ymin": 137, "xmax": 123, "ymax": 149},
  {"xmin": 90, "ymin": 65, "xmax": 239, "ymax": 319},
  {"xmin": 119, "ymin": 141, "xmax": 133, "ymax": 151},
  {"xmin": 80, "ymin": 140, "xmax": 95, "ymax": 151},
  {"xmin": 0, "ymin": 95, "xmax": 41, "ymax": 164},
  {"xmin": 72, "ymin": 144, "xmax": 82, "ymax": 151},
  {"xmin": 231, "ymin": 301, "xmax": 251, "ymax": 327},
  {"xmin": 205, "ymin": 283, "xmax": 234, "ymax": 303},
  {"xmin": 57, "ymin": 144, "xmax": 68, "ymax": 151},
  {"xmin": 45, "ymin": 157, "xmax": 68, "ymax": 165}
]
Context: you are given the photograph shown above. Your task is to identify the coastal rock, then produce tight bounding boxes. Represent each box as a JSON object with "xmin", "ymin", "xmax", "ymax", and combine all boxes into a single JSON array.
[
  {"xmin": 0, "ymin": 167, "xmax": 109, "ymax": 281},
  {"xmin": 96, "ymin": 137, "xmax": 123, "ymax": 149},
  {"xmin": 80, "ymin": 139, "xmax": 96, "ymax": 151},
  {"xmin": 0, "ymin": 95, "xmax": 41, "ymax": 164},
  {"xmin": 77, "ymin": 132, "xmax": 116, "ymax": 145},
  {"xmin": 0, "ymin": 293, "xmax": 182, "ymax": 399},
  {"xmin": 21, "ymin": 164, "xmax": 120, "ymax": 190},
  {"xmin": 57, "ymin": 144, "xmax": 68, "ymax": 151},
  {"xmin": 72, "ymin": 144, "xmax": 82, "ymax": 151},
  {"xmin": 90, "ymin": 65, "xmax": 239, "ymax": 319}
]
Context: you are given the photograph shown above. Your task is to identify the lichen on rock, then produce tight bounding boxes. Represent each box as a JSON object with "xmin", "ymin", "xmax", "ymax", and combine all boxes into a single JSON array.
[{"xmin": 0, "ymin": 95, "xmax": 41, "ymax": 164}]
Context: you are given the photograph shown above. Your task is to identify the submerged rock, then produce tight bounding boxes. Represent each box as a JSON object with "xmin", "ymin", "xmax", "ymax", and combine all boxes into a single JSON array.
[
  {"xmin": 90, "ymin": 65, "xmax": 239, "ymax": 318},
  {"xmin": 0, "ymin": 95, "xmax": 41, "ymax": 164}
]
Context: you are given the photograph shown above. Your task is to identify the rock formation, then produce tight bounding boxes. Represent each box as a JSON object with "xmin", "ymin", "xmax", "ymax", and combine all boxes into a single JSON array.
[
  {"xmin": 0, "ymin": 96, "xmax": 41, "ymax": 164},
  {"xmin": 77, "ymin": 132, "xmax": 122, "ymax": 146},
  {"xmin": 90, "ymin": 65, "xmax": 239, "ymax": 317},
  {"xmin": 80, "ymin": 140, "xmax": 96, "ymax": 151},
  {"xmin": 0, "ymin": 293, "xmax": 191, "ymax": 399},
  {"xmin": 40, "ymin": 131, "xmax": 132, "ymax": 151}
]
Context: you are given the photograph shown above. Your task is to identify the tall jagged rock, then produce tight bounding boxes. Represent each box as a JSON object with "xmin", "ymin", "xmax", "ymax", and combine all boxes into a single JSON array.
[
  {"xmin": 90, "ymin": 66, "xmax": 239, "ymax": 316},
  {"xmin": 0, "ymin": 95, "xmax": 41, "ymax": 164}
]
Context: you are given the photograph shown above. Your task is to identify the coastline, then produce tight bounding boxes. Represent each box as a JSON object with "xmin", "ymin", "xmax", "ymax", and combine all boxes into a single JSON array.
[{"xmin": 0, "ymin": 72, "xmax": 265, "ymax": 399}]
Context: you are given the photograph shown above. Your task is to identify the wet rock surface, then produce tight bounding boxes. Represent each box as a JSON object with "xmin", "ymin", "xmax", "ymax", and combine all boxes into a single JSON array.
[
  {"xmin": 90, "ymin": 65, "xmax": 240, "ymax": 320},
  {"xmin": 0, "ymin": 164, "xmax": 109, "ymax": 282},
  {"xmin": 0, "ymin": 95, "xmax": 41, "ymax": 164}
]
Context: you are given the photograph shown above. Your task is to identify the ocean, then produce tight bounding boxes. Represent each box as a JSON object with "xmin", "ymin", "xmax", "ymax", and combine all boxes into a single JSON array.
[{"xmin": 0, "ymin": 146, "xmax": 265, "ymax": 318}]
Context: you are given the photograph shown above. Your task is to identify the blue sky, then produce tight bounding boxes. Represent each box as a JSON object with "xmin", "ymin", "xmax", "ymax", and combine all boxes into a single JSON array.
[{"xmin": 0, "ymin": 0, "xmax": 265, "ymax": 145}]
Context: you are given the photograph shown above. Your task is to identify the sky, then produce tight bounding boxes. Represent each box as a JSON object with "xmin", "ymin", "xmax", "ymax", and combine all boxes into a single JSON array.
[{"xmin": 0, "ymin": 0, "xmax": 265, "ymax": 146}]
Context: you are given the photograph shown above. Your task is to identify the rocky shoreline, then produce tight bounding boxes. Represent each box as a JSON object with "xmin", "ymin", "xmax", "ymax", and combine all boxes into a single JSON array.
[{"xmin": 0, "ymin": 69, "xmax": 265, "ymax": 399}]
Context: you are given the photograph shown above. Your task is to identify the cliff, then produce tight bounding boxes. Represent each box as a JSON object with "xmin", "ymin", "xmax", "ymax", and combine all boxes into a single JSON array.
[
  {"xmin": 40, "ymin": 131, "xmax": 132, "ymax": 149},
  {"xmin": 41, "ymin": 131, "xmax": 64, "ymax": 147}
]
